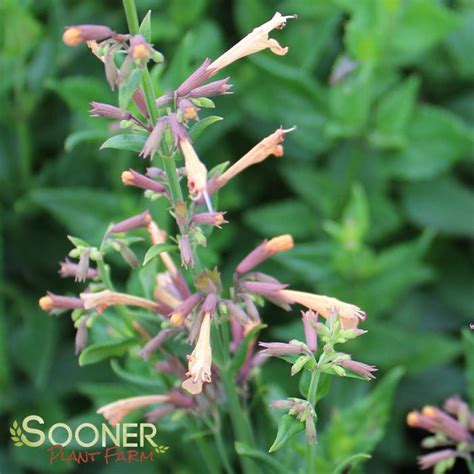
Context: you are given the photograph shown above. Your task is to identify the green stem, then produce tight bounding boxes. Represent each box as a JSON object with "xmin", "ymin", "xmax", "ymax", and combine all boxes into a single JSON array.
[
  {"xmin": 213, "ymin": 425, "xmax": 235, "ymax": 474},
  {"xmin": 305, "ymin": 368, "xmax": 320, "ymax": 474},
  {"xmin": 122, "ymin": 0, "xmax": 159, "ymax": 124},
  {"xmin": 162, "ymin": 154, "xmax": 184, "ymax": 204},
  {"xmin": 216, "ymin": 323, "xmax": 258, "ymax": 474}
]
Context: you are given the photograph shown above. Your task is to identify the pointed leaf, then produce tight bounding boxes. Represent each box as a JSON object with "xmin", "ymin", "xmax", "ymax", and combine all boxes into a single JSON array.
[
  {"xmin": 189, "ymin": 116, "xmax": 223, "ymax": 141},
  {"xmin": 79, "ymin": 337, "xmax": 137, "ymax": 366},
  {"xmin": 100, "ymin": 134, "xmax": 147, "ymax": 153},
  {"xmin": 269, "ymin": 414, "xmax": 304, "ymax": 452},
  {"xmin": 143, "ymin": 243, "xmax": 178, "ymax": 266}
]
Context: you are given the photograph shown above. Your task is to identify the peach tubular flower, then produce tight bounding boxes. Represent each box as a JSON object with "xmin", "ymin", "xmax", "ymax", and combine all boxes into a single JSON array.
[
  {"xmin": 208, "ymin": 12, "xmax": 297, "ymax": 74},
  {"xmin": 214, "ymin": 127, "xmax": 294, "ymax": 192},
  {"xmin": 182, "ymin": 312, "xmax": 212, "ymax": 395},
  {"xmin": 279, "ymin": 289, "xmax": 366, "ymax": 329},
  {"xmin": 80, "ymin": 290, "xmax": 160, "ymax": 313},
  {"xmin": 179, "ymin": 138, "xmax": 208, "ymax": 201},
  {"xmin": 97, "ymin": 394, "xmax": 170, "ymax": 426},
  {"xmin": 236, "ymin": 234, "xmax": 294, "ymax": 274}
]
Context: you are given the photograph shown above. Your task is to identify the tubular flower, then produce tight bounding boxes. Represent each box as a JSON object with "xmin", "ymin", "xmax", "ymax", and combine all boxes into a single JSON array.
[
  {"xmin": 335, "ymin": 358, "xmax": 377, "ymax": 380},
  {"xmin": 214, "ymin": 127, "xmax": 294, "ymax": 192},
  {"xmin": 39, "ymin": 292, "xmax": 84, "ymax": 314},
  {"xmin": 97, "ymin": 394, "xmax": 171, "ymax": 426},
  {"xmin": 121, "ymin": 169, "xmax": 167, "ymax": 195},
  {"xmin": 302, "ymin": 310, "xmax": 318, "ymax": 353},
  {"xmin": 279, "ymin": 290, "xmax": 366, "ymax": 329},
  {"xmin": 236, "ymin": 234, "xmax": 294, "ymax": 274},
  {"xmin": 110, "ymin": 210, "xmax": 152, "ymax": 234},
  {"xmin": 59, "ymin": 259, "xmax": 98, "ymax": 280},
  {"xmin": 179, "ymin": 138, "xmax": 208, "ymax": 201},
  {"xmin": 89, "ymin": 101, "xmax": 131, "ymax": 120},
  {"xmin": 80, "ymin": 290, "xmax": 161, "ymax": 313},
  {"xmin": 417, "ymin": 450, "xmax": 462, "ymax": 471},
  {"xmin": 191, "ymin": 212, "xmax": 228, "ymax": 228},
  {"xmin": 63, "ymin": 25, "xmax": 114, "ymax": 47},
  {"xmin": 140, "ymin": 117, "xmax": 169, "ymax": 160},
  {"xmin": 176, "ymin": 58, "xmax": 212, "ymax": 97},
  {"xmin": 208, "ymin": 13, "xmax": 297, "ymax": 74},
  {"xmin": 169, "ymin": 293, "xmax": 203, "ymax": 327},
  {"xmin": 182, "ymin": 312, "xmax": 213, "ymax": 395}
]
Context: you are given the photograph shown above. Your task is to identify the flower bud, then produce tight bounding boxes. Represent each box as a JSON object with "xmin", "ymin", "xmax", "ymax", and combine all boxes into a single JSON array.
[
  {"xmin": 121, "ymin": 169, "xmax": 168, "ymax": 195},
  {"xmin": 63, "ymin": 25, "xmax": 114, "ymax": 47},
  {"xmin": 178, "ymin": 235, "xmax": 194, "ymax": 268},
  {"xmin": 236, "ymin": 234, "xmax": 294, "ymax": 274},
  {"xmin": 176, "ymin": 58, "xmax": 212, "ymax": 97},
  {"xmin": 89, "ymin": 101, "xmax": 131, "ymax": 120},
  {"xmin": 302, "ymin": 310, "xmax": 318, "ymax": 353},
  {"xmin": 39, "ymin": 292, "xmax": 84, "ymax": 314},
  {"xmin": 110, "ymin": 210, "xmax": 152, "ymax": 234},
  {"xmin": 140, "ymin": 117, "xmax": 169, "ymax": 160},
  {"xmin": 191, "ymin": 212, "xmax": 228, "ymax": 228}
]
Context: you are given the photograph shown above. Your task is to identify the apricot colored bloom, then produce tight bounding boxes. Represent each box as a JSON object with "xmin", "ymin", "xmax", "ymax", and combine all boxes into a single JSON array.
[
  {"xmin": 63, "ymin": 25, "xmax": 113, "ymax": 47},
  {"xmin": 97, "ymin": 394, "xmax": 170, "ymax": 426},
  {"xmin": 237, "ymin": 234, "xmax": 294, "ymax": 274},
  {"xmin": 214, "ymin": 127, "xmax": 294, "ymax": 192},
  {"xmin": 208, "ymin": 13, "xmax": 296, "ymax": 73},
  {"xmin": 80, "ymin": 290, "xmax": 160, "ymax": 313},
  {"xmin": 179, "ymin": 138, "xmax": 208, "ymax": 201},
  {"xmin": 279, "ymin": 290, "xmax": 366, "ymax": 329},
  {"xmin": 182, "ymin": 312, "xmax": 212, "ymax": 395}
]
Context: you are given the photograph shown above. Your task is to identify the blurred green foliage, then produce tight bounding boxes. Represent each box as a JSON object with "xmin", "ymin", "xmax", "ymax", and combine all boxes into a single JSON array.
[{"xmin": 1, "ymin": 0, "xmax": 473, "ymax": 472}]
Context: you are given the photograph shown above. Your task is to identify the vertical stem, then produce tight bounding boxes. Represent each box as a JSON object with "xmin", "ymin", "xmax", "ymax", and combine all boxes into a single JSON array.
[
  {"xmin": 216, "ymin": 322, "xmax": 258, "ymax": 474},
  {"xmin": 305, "ymin": 369, "xmax": 320, "ymax": 474},
  {"xmin": 162, "ymin": 154, "xmax": 184, "ymax": 204},
  {"xmin": 122, "ymin": 0, "xmax": 159, "ymax": 124}
]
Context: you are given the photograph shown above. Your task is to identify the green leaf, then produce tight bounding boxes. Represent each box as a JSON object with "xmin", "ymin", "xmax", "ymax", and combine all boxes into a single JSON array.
[
  {"xmin": 119, "ymin": 68, "xmax": 143, "ymax": 111},
  {"xmin": 333, "ymin": 453, "xmax": 371, "ymax": 474},
  {"xmin": 314, "ymin": 368, "xmax": 404, "ymax": 471},
  {"xmin": 100, "ymin": 133, "xmax": 147, "ymax": 153},
  {"xmin": 67, "ymin": 235, "xmax": 89, "ymax": 248},
  {"xmin": 235, "ymin": 443, "xmax": 287, "ymax": 474},
  {"xmin": 189, "ymin": 116, "xmax": 223, "ymax": 141},
  {"xmin": 403, "ymin": 177, "xmax": 474, "ymax": 237},
  {"xmin": 269, "ymin": 414, "xmax": 305, "ymax": 453},
  {"xmin": 371, "ymin": 76, "xmax": 419, "ymax": 148},
  {"xmin": 354, "ymin": 322, "xmax": 460, "ymax": 373},
  {"xmin": 78, "ymin": 337, "xmax": 137, "ymax": 366},
  {"xmin": 139, "ymin": 10, "xmax": 152, "ymax": 42},
  {"xmin": 244, "ymin": 199, "xmax": 318, "ymax": 240},
  {"xmin": 25, "ymin": 188, "xmax": 131, "ymax": 241},
  {"xmin": 143, "ymin": 243, "xmax": 178, "ymax": 266},
  {"xmin": 230, "ymin": 324, "xmax": 266, "ymax": 376},
  {"xmin": 110, "ymin": 359, "xmax": 164, "ymax": 389},
  {"xmin": 390, "ymin": 106, "xmax": 474, "ymax": 180},
  {"xmin": 65, "ymin": 130, "xmax": 109, "ymax": 152}
]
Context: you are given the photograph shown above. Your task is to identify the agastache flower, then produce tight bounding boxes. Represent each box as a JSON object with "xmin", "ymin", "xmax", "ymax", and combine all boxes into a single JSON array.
[
  {"xmin": 179, "ymin": 138, "xmax": 208, "ymax": 201},
  {"xmin": 189, "ymin": 78, "xmax": 232, "ymax": 98},
  {"xmin": 109, "ymin": 210, "xmax": 152, "ymax": 234},
  {"xmin": 140, "ymin": 117, "xmax": 169, "ymax": 160},
  {"xmin": 75, "ymin": 248, "xmax": 91, "ymax": 282},
  {"xmin": 75, "ymin": 317, "xmax": 88, "ymax": 355},
  {"xmin": 121, "ymin": 169, "xmax": 168, "ymax": 195},
  {"xmin": 132, "ymin": 88, "xmax": 148, "ymax": 117},
  {"xmin": 213, "ymin": 127, "xmax": 295, "ymax": 192},
  {"xmin": 302, "ymin": 310, "xmax": 318, "ymax": 353},
  {"xmin": 236, "ymin": 234, "xmax": 294, "ymax": 274},
  {"xmin": 178, "ymin": 99, "xmax": 200, "ymax": 121},
  {"xmin": 169, "ymin": 293, "xmax": 203, "ymax": 327},
  {"xmin": 417, "ymin": 449, "xmax": 463, "ymax": 471},
  {"xmin": 59, "ymin": 259, "xmax": 98, "ymax": 280},
  {"xmin": 63, "ymin": 25, "xmax": 114, "ymax": 47},
  {"xmin": 278, "ymin": 290, "xmax": 366, "ymax": 329},
  {"xmin": 176, "ymin": 58, "xmax": 212, "ymax": 97},
  {"xmin": 178, "ymin": 235, "xmax": 194, "ymax": 269},
  {"xmin": 129, "ymin": 35, "xmax": 152, "ymax": 63},
  {"xmin": 139, "ymin": 329, "xmax": 177, "ymax": 361},
  {"xmin": 89, "ymin": 102, "xmax": 131, "ymax": 120},
  {"xmin": 335, "ymin": 357, "xmax": 377, "ymax": 380},
  {"xmin": 258, "ymin": 341, "xmax": 307, "ymax": 357},
  {"xmin": 207, "ymin": 13, "xmax": 297, "ymax": 74},
  {"xmin": 39, "ymin": 292, "xmax": 84, "ymax": 314},
  {"xmin": 422, "ymin": 406, "xmax": 472, "ymax": 443},
  {"xmin": 97, "ymin": 394, "xmax": 172, "ymax": 426},
  {"xmin": 80, "ymin": 290, "xmax": 161, "ymax": 313},
  {"xmin": 182, "ymin": 311, "xmax": 213, "ymax": 395},
  {"xmin": 191, "ymin": 212, "xmax": 228, "ymax": 228}
]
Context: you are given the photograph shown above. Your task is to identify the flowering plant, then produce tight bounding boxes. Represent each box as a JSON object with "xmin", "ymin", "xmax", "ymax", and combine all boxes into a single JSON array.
[{"xmin": 34, "ymin": 1, "xmax": 440, "ymax": 472}]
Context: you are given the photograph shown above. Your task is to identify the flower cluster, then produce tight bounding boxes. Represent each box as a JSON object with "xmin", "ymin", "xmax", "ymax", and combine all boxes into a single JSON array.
[
  {"xmin": 407, "ymin": 396, "xmax": 473, "ymax": 471},
  {"xmin": 39, "ymin": 8, "xmax": 375, "ymax": 469}
]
